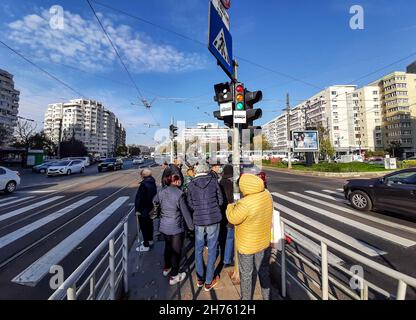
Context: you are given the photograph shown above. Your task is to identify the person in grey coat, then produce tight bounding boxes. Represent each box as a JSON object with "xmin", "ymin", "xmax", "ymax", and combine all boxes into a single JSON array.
[{"xmin": 153, "ymin": 174, "xmax": 194, "ymax": 286}]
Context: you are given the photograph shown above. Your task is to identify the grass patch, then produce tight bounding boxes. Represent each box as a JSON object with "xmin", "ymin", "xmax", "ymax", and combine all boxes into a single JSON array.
[{"xmin": 263, "ymin": 160, "xmax": 388, "ymax": 172}]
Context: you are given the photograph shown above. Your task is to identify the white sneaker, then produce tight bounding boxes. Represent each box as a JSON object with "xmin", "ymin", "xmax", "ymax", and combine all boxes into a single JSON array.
[
  {"xmin": 169, "ymin": 272, "xmax": 186, "ymax": 285},
  {"xmin": 163, "ymin": 267, "xmax": 172, "ymax": 277},
  {"xmin": 138, "ymin": 240, "xmax": 154, "ymax": 245},
  {"xmin": 136, "ymin": 244, "xmax": 150, "ymax": 252}
]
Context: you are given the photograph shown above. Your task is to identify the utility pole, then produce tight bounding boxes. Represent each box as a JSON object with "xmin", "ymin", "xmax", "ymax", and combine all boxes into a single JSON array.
[
  {"xmin": 284, "ymin": 93, "xmax": 292, "ymax": 169},
  {"xmin": 170, "ymin": 117, "xmax": 174, "ymax": 164}
]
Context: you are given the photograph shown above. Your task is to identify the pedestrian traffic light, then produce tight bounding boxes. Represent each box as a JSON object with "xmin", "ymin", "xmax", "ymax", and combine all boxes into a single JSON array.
[
  {"xmin": 234, "ymin": 82, "xmax": 245, "ymax": 111},
  {"xmin": 213, "ymin": 111, "xmax": 233, "ymax": 128},
  {"xmin": 244, "ymin": 89, "xmax": 263, "ymax": 128},
  {"xmin": 213, "ymin": 82, "xmax": 233, "ymax": 104},
  {"xmin": 169, "ymin": 124, "xmax": 178, "ymax": 139}
]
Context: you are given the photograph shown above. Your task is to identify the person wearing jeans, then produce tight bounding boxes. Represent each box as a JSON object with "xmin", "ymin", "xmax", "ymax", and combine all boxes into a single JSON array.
[
  {"xmin": 226, "ymin": 174, "xmax": 273, "ymax": 300},
  {"xmin": 187, "ymin": 163, "xmax": 223, "ymax": 291},
  {"xmin": 194, "ymin": 224, "xmax": 220, "ymax": 287},
  {"xmin": 223, "ymin": 227, "xmax": 234, "ymax": 265},
  {"xmin": 219, "ymin": 164, "xmax": 234, "ymax": 267}
]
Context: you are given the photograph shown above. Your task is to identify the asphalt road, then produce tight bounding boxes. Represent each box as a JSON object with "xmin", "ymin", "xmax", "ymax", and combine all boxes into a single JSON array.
[
  {"xmin": 265, "ymin": 168, "xmax": 416, "ymax": 299},
  {"xmin": 0, "ymin": 159, "xmax": 161, "ymax": 300}
]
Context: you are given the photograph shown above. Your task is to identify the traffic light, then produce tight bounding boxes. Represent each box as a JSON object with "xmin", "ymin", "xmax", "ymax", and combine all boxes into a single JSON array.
[
  {"xmin": 213, "ymin": 82, "xmax": 233, "ymax": 104},
  {"xmin": 244, "ymin": 89, "xmax": 263, "ymax": 128},
  {"xmin": 213, "ymin": 111, "xmax": 233, "ymax": 128},
  {"xmin": 169, "ymin": 124, "xmax": 178, "ymax": 139},
  {"xmin": 234, "ymin": 82, "xmax": 245, "ymax": 111}
]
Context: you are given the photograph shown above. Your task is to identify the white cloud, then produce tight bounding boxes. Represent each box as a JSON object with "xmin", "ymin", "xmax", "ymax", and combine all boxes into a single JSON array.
[{"xmin": 6, "ymin": 8, "xmax": 206, "ymax": 73}]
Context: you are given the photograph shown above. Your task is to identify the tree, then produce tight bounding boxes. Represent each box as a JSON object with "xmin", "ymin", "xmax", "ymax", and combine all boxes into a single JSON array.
[
  {"xmin": 0, "ymin": 124, "xmax": 10, "ymax": 147},
  {"xmin": 128, "ymin": 145, "xmax": 141, "ymax": 156},
  {"xmin": 317, "ymin": 125, "xmax": 335, "ymax": 161},
  {"xmin": 116, "ymin": 145, "xmax": 128, "ymax": 157},
  {"xmin": 386, "ymin": 141, "xmax": 403, "ymax": 158},
  {"xmin": 13, "ymin": 120, "xmax": 38, "ymax": 166},
  {"xmin": 59, "ymin": 136, "xmax": 88, "ymax": 158},
  {"xmin": 28, "ymin": 131, "xmax": 57, "ymax": 156}
]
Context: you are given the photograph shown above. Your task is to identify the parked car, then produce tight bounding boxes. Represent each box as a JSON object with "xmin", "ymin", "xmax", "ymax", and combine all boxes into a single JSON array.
[
  {"xmin": 132, "ymin": 157, "xmax": 144, "ymax": 165},
  {"xmin": 365, "ymin": 157, "xmax": 385, "ymax": 165},
  {"xmin": 61, "ymin": 157, "xmax": 91, "ymax": 167},
  {"xmin": 344, "ymin": 168, "xmax": 416, "ymax": 216},
  {"xmin": 0, "ymin": 166, "xmax": 20, "ymax": 193},
  {"xmin": 281, "ymin": 157, "xmax": 300, "ymax": 163},
  {"xmin": 98, "ymin": 158, "xmax": 123, "ymax": 172},
  {"xmin": 47, "ymin": 160, "xmax": 85, "ymax": 177},
  {"xmin": 32, "ymin": 161, "xmax": 57, "ymax": 174}
]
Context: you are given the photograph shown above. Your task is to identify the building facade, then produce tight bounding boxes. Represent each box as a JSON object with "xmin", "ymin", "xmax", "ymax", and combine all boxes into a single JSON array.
[
  {"xmin": 44, "ymin": 99, "xmax": 126, "ymax": 157},
  {"xmin": 407, "ymin": 61, "xmax": 416, "ymax": 74},
  {"xmin": 370, "ymin": 72, "xmax": 416, "ymax": 156},
  {"xmin": 0, "ymin": 69, "xmax": 19, "ymax": 141},
  {"xmin": 181, "ymin": 123, "xmax": 229, "ymax": 144}
]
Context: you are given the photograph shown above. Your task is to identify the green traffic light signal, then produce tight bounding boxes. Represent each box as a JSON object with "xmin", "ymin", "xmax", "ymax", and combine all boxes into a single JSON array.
[{"xmin": 236, "ymin": 102, "xmax": 244, "ymax": 110}]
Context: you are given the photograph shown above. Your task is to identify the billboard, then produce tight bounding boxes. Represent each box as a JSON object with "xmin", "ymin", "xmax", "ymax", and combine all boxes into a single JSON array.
[{"xmin": 292, "ymin": 131, "xmax": 319, "ymax": 152}]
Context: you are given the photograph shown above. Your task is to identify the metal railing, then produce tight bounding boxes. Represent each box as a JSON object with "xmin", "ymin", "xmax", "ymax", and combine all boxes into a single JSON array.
[
  {"xmin": 279, "ymin": 217, "xmax": 416, "ymax": 300},
  {"xmin": 48, "ymin": 209, "xmax": 133, "ymax": 300}
]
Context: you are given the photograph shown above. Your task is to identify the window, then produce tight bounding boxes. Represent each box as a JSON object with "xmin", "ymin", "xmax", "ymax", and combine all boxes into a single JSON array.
[
  {"xmin": 0, "ymin": 168, "xmax": 6, "ymax": 175},
  {"xmin": 385, "ymin": 172, "xmax": 416, "ymax": 185},
  {"xmin": 333, "ymin": 126, "xmax": 339, "ymax": 131},
  {"xmin": 331, "ymin": 91, "xmax": 337, "ymax": 95}
]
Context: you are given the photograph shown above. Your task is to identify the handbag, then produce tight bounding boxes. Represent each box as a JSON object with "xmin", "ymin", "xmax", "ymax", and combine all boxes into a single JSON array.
[{"xmin": 149, "ymin": 203, "xmax": 161, "ymax": 220}]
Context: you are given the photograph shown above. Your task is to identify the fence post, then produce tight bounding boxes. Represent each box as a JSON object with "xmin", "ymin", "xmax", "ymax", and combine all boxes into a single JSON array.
[
  {"xmin": 90, "ymin": 275, "xmax": 96, "ymax": 300},
  {"xmin": 360, "ymin": 281, "xmax": 368, "ymax": 300},
  {"xmin": 280, "ymin": 220, "xmax": 287, "ymax": 298},
  {"xmin": 109, "ymin": 238, "xmax": 116, "ymax": 300},
  {"xmin": 321, "ymin": 242, "xmax": 329, "ymax": 300},
  {"xmin": 396, "ymin": 280, "xmax": 407, "ymax": 300},
  {"xmin": 123, "ymin": 222, "xmax": 129, "ymax": 295},
  {"xmin": 67, "ymin": 284, "xmax": 77, "ymax": 300}
]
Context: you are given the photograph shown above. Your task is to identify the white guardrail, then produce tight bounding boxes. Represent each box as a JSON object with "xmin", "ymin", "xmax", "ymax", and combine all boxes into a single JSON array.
[
  {"xmin": 278, "ymin": 217, "xmax": 416, "ymax": 300},
  {"xmin": 48, "ymin": 209, "xmax": 133, "ymax": 300}
]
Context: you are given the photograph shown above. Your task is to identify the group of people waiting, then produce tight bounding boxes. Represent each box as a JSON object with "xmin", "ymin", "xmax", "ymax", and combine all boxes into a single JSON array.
[{"xmin": 134, "ymin": 159, "xmax": 273, "ymax": 300}]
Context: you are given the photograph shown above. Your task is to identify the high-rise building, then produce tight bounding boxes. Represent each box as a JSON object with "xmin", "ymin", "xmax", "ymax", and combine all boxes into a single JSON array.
[
  {"xmin": 44, "ymin": 99, "xmax": 125, "ymax": 157},
  {"xmin": 407, "ymin": 61, "xmax": 416, "ymax": 74},
  {"xmin": 370, "ymin": 72, "xmax": 416, "ymax": 156},
  {"xmin": 346, "ymin": 86, "xmax": 383, "ymax": 151},
  {"xmin": 0, "ymin": 69, "xmax": 19, "ymax": 141},
  {"xmin": 262, "ymin": 113, "xmax": 288, "ymax": 151}
]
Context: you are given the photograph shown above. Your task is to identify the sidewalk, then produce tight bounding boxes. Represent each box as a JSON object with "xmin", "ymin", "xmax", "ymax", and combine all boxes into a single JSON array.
[{"xmin": 128, "ymin": 228, "xmax": 271, "ymax": 300}]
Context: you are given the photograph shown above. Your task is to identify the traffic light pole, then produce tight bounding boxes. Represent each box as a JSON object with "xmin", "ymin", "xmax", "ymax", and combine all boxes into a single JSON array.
[
  {"xmin": 170, "ymin": 117, "xmax": 174, "ymax": 164},
  {"xmin": 231, "ymin": 59, "xmax": 241, "ymax": 285},
  {"xmin": 285, "ymin": 93, "xmax": 292, "ymax": 169}
]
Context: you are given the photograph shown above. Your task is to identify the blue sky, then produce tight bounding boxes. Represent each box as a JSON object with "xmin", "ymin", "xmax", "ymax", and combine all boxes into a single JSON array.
[{"xmin": 1, "ymin": 0, "xmax": 415, "ymax": 146}]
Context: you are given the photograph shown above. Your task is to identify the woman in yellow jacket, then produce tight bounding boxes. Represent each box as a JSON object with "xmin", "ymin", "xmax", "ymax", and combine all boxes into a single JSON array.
[{"xmin": 226, "ymin": 174, "xmax": 273, "ymax": 300}]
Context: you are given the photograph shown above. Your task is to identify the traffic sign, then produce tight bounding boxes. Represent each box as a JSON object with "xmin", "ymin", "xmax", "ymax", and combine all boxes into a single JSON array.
[
  {"xmin": 233, "ymin": 110, "xmax": 246, "ymax": 124},
  {"xmin": 208, "ymin": 0, "xmax": 233, "ymax": 79},
  {"xmin": 220, "ymin": 102, "xmax": 233, "ymax": 117},
  {"xmin": 212, "ymin": 0, "xmax": 230, "ymax": 30}
]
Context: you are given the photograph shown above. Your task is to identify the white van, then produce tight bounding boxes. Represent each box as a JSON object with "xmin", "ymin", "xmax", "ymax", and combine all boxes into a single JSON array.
[{"xmin": 61, "ymin": 157, "xmax": 91, "ymax": 167}]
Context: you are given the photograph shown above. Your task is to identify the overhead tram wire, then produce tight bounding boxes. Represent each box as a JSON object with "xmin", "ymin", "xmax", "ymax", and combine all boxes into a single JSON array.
[{"xmin": 0, "ymin": 39, "xmax": 86, "ymax": 98}]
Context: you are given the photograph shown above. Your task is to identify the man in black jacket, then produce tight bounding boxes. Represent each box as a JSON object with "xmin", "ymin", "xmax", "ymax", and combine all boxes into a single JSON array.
[
  {"xmin": 218, "ymin": 164, "xmax": 234, "ymax": 267},
  {"xmin": 161, "ymin": 159, "xmax": 184, "ymax": 187},
  {"xmin": 135, "ymin": 168, "xmax": 157, "ymax": 252}
]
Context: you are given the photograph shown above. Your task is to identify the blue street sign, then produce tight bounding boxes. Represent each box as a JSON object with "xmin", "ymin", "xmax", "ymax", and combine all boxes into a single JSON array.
[{"xmin": 208, "ymin": 0, "xmax": 233, "ymax": 79}]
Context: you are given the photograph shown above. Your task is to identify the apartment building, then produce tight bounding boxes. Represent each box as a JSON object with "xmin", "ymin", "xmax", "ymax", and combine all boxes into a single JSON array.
[
  {"xmin": 0, "ymin": 69, "xmax": 19, "ymax": 140},
  {"xmin": 44, "ymin": 99, "xmax": 126, "ymax": 157},
  {"xmin": 370, "ymin": 72, "xmax": 416, "ymax": 156},
  {"xmin": 345, "ymin": 86, "xmax": 383, "ymax": 151}
]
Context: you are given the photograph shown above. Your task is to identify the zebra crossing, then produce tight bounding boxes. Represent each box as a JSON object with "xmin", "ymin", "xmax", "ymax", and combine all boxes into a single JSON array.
[
  {"xmin": 0, "ymin": 193, "xmax": 132, "ymax": 288},
  {"xmin": 272, "ymin": 188, "xmax": 416, "ymax": 258}
]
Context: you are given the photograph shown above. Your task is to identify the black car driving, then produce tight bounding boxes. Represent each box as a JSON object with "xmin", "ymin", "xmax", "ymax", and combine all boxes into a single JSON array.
[
  {"xmin": 344, "ymin": 168, "xmax": 416, "ymax": 216},
  {"xmin": 98, "ymin": 158, "xmax": 123, "ymax": 172}
]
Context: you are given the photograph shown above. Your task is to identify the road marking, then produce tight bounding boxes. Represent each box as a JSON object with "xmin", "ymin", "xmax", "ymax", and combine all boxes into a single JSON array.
[
  {"xmin": 12, "ymin": 196, "xmax": 129, "ymax": 286},
  {"xmin": 0, "ymin": 196, "xmax": 64, "ymax": 222},
  {"xmin": 0, "ymin": 197, "xmax": 35, "ymax": 208},
  {"xmin": 322, "ymin": 189, "xmax": 344, "ymax": 197},
  {"xmin": 18, "ymin": 190, "xmax": 57, "ymax": 194},
  {"xmin": 0, "ymin": 197, "xmax": 17, "ymax": 203},
  {"xmin": 285, "ymin": 225, "xmax": 344, "ymax": 264},
  {"xmin": 289, "ymin": 192, "xmax": 416, "ymax": 235},
  {"xmin": 274, "ymin": 203, "xmax": 387, "ymax": 257},
  {"xmin": 336, "ymin": 188, "xmax": 344, "ymax": 192},
  {"xmin": 0, "ymin": 197, "xmax": 97, "ymax": 249},
  {"xmin": 305, "ymin": 190, "xmax": 344, "ymax": 202},
  {"xmin": 273, "ymin": 193, "xmax": 416, "ymax": 247}
]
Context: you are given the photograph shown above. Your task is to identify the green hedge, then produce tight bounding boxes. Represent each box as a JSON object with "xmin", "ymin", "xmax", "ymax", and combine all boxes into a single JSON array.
[{"xmin": 262, "ymin": 160, "xmax": 388, "ymax": 172}]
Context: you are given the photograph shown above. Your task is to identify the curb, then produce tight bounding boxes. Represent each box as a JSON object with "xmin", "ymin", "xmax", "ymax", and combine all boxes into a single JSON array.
[{"xmin": 263, "ymin": 166, "xmax": 394, "ymax": 178}]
